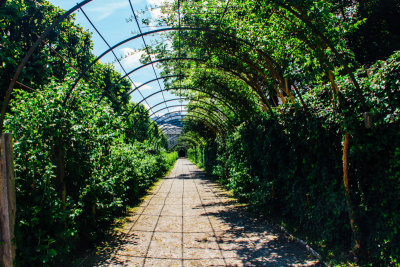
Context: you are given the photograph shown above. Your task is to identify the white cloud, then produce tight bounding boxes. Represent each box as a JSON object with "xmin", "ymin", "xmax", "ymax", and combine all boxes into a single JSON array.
[
  {"xmin": 145, "ymin": 0, "xmax": 174, "ymax": 28},
  {"xmin": 132, "ymin": 82, "xmax": 153, "ymax": 91},
  {"xmin": 86, "ymin": 1, "xmax": 130, "ymax": 21},
  {"xmin": 120, "ymin": 47, "xmax": 135, "ymax": 56},
  {"xmin": 120, "ymin": 49, "xmax": 145, "ymax": 69}
]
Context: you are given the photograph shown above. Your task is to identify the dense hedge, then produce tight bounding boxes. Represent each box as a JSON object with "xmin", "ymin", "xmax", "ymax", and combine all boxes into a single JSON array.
[
  {"xmin": 188, "ymin": 139, "xmax": 218, "ymax": 175},
  {"xmin": 5, "ymin": 78, "xmax": 177, "ymax": 265},
  {"xmin": 191, "ymin": 52, "xmax": 400, "ymax": 265}
]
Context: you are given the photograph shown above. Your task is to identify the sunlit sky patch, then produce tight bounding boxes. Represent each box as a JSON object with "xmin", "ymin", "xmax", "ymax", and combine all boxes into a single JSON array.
[{"xmin": 48, "ymin": 0, "xmax": 177, "ymax": 112}]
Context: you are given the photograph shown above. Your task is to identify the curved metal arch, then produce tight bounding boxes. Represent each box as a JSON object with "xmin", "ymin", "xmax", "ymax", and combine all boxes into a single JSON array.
[
  {"xmin": 156, "ymin": 114, "xmax": 190, "ymax": 128},
  {"xmin": 132, "ymin": 87, "xmax": 237, "ymax": 115},
  {"xmin": 151, "ymin": 115, "xmax": 220, "ymax": 145},
  {"xmin": 149, "ymin": 101, "xmax": 234, "ymax": 125},
  {"xmin": 155, "ymin": 108, "xmax": 230, "ymax": 131},
  {"xmin": 168, "ymin": 135, "xmax": 197, "ymax": 148},
  {"xmin": 116, "ymin": 57, "xmax": 203, "ymax": 83},
  {"xmin": 159, "ymin": 121, "xmax": 183, "ymax": 128},
  {"xmin": 151, "ymin": 104, "xmax": 231, "ymax": 125},
  {"xmin": 120, "ymin": 54, "xmax": 278, "ymax": 103},
  {"xmin": 148, "ymin": 98, "xmax": 188, "ymax": 111},
  {"xmin": 147, "ymin": 97, "xmax": 235, "ymax": 121},
  {"xmin": 3, "ymin": 21, "xmax": 281, "ymax": 129},
  {"xmin": 119, "ymin": 56, "xmax": 274, "ymax": 118},
  {"xmin": 150, "ymin": 105, "xmax": 188, "ymax": 119},
  {"xmin": 162, "ymin": 127, "xmax": 182, "ymax": 136},
  {"xmin": 157, "ymin": 113, "xmax": 221, "ymax": 132},
  {"xmin": 63, "ymin": 27, "xmax": 214, "ymax": 105},
  {"xmin": 158, "ymin": 115, "xmax": 226, "ymax": 140},
  {"xmin": 127, "ymin": 75, "xmax": 183, "ymax": 95},
  {"xmin": 62, "ymin": 26, "xmax": 289, "ymax": 108},
  {"xmin": 0, "ymin": 0, "xmax": 95, "ymax": 132},
  {"xmin": 125, "ymin": 59, "xmax": 271, "ymax": 114},
  {"xmin": 160, "ymin": 125, "xmax": 184, "ymax": 136},
  {"xmin": 1, "ymin": 1, "xmax": 352, "ymax": 133},
  {"xmin": 155, "ymin": 109, "xmax": 228, "ymax": 130},
  {"xmin": 157, "ymin": 114, "xmax": 219, "ymax": 131},
  {"xmin": 158, "ymin": 113, "xmax": 221, "ymax": 130},
  {"xmin": 158, "ymin": 115, "xmax": 220, "ymax": 133}
]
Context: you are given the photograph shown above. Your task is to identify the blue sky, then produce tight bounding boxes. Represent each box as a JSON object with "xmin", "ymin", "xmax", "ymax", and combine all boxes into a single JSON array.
[{"xmin": 48, "ymin": 0, "xmax": 187, "ymax": 117}]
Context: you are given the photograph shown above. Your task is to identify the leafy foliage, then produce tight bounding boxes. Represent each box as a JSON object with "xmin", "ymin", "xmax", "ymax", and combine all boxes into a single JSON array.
[
  {"xmin": 4, "ymin": 75, "xmax": 177, "ymax": 265},
  {"xmin": 2, "ymin": 0, "xmax": 399, "ymax": 265},
  {"xmin": 5, "ymin": 77, "xmax": 177, "ymax": 265},
  {"xmin": 184, "ymin": 52, "xmax": 400, "ymax": 265},
  {"xmin": 1, "ymin": 1, "xmax": 176, "ymax": 264}
]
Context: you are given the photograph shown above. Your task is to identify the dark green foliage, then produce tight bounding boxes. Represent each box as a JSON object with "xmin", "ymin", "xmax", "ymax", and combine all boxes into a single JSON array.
[
  {"xmin": 191, "ymin": 52, "xmax": 400, "ymax": 265},
  {"xmin": 345, "ymin": 0, "xmax": 400, "ymax": 65}
]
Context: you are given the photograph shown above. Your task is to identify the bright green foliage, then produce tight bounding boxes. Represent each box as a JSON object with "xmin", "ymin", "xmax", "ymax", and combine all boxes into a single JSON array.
[
  {"xmin": 0, "ymin": 0, "xmax": 131, "ymax": 109},
  {"xmin": 0, "ymin": 0, "xmax": 91, "ymax": 101},
  {"xmin": 4, "ymin": 76, "xmax": 176, "ymax": 265},
  {"xmin": 0, "ymin": 2, "xmax": 176, "ymax": 263}
]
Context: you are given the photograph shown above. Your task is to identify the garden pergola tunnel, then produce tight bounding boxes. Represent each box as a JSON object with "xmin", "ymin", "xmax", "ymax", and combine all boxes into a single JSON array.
[{"xmin": 0, "ymin": 0, "xmax": 376, "ymax": 265}]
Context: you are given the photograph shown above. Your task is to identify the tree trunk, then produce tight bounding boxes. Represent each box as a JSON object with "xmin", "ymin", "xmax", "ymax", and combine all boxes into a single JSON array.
[
  {"xmin": 342, "ymin": 132, "xmax": 363, "ymax": 261},
  {"xmin": 54, "ymin": 139, "xmax": 66, "ymax": 209}
]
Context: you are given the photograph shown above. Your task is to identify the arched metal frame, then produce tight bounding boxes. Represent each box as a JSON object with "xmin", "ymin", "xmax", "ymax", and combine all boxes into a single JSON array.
[
  {"xmin": 110, "ymin": 53, "xmax": 285, "ymax": 119},
  {"xmin": 116, "ymin": 57, "xmax": 203, "ymax": 83},
  {"xmin": 121, "ymin": 58, "xmax": 278, "ymax": 118},
  {"xmin": 158, "ymin": 119, "xmax": 218, "ymax": 140},
  {"xmin": 1, "ymin": 8, "xmax": 284, "ymax": 132},
  {"xmin": 111, "ymin": 56, "xmax": 253, "ymax": 118},
  {"xmin": 61, "ymin": 26, "xmax": 282, "ymax": 107},
  {"xmin": 161, "ymin": 126, "xmax": 182, "ymax": 135},
  {"xmin": 147, "ymin": 98, "xmax": 188, "ymax": 112},
  {"xmin": 156, "ymin": 107, "xmax": 228, "ymax": 127},
  {"xmin": 150, "ymin": 114, "xmax": 220, "ymax": 144},
  {"xmin": 1, "ymin": 0, "xmax": 360, "ymax": 135},
  {"xmin": 133, "ymin": 87, "xmax": 237, "ymax": 115},
  {"xmin": 149, "ymin": 102, "xmax": 234, "ymax": 125},
  {"xmin": 167, "ymin": 135, "xmax": 197, "ymax": 149},
  {"xmin": 158, "ymin": 113, "xmax": 221, "ymax": 130},
  {"xmin": 156, "ymin": 110, "xmax": 227, "ymax": 132},
  {"xmin": 154, "ymin": 110, "xmax": 228, "ymax": 130},
  {"xmin": 0, "ymin": 0, "xmax": 93, "ymax": 132},
  {"xmin": 160, "ymin": 126, "xmax": 184, "ymax": 138},
  {"xmin": 127, "ymin": 75, "xmax": 183, "ymax": 95}
]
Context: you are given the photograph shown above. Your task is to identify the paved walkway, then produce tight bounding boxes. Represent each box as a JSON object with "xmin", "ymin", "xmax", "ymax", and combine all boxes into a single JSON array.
[{"xmin": 84, "ymin": 158, "xmax": 321, "ymax": 266}]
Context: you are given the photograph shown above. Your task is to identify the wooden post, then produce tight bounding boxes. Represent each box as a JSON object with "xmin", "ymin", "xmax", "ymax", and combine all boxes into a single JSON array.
[
  {"xmin": 0, "ymin": 133, "xmax": 16, "ymax": 267},
  {"xmin": 343, "ymin": 132, "xmax": 362, "ymax": 259}
]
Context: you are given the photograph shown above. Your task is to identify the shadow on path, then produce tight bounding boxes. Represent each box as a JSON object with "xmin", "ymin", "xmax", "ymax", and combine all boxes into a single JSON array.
[{"xmin": 78, "ymin": 159, "xmax": 322, "ymax": 267}]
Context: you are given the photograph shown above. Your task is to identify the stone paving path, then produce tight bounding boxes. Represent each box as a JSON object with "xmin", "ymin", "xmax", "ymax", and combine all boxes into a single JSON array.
[{"xmin": 83, "ymin": 158, "xmax": 321, "ymax": 266}]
